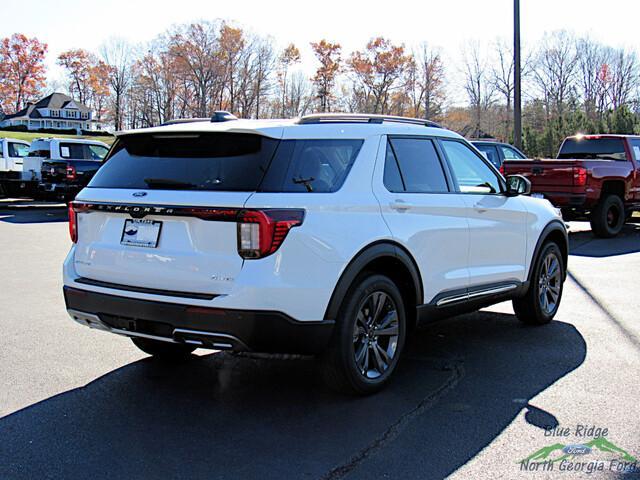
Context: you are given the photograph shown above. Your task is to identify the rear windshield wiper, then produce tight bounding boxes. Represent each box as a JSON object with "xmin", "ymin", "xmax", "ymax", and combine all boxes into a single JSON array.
[
  {"xmin": 293, "ymin": 176, "xmax": 315, "ymax": 192},
  {"xmin": 143, "ymin": 178, "xmax": 198, "ymax": 189}
]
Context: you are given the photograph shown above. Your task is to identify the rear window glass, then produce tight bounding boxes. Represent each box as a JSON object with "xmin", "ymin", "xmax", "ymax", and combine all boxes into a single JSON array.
[
  {"xmin": 259, "ymin": 139, "xmax": 363, "ymax": 193},
  {"xmin": 60, "ymin": 143, "xmax": 86, "ymax": 159},
  {"xmin": 89, "ymin": 133, "xmax": 280, "ymax": 191},
  {"xmin": 558, "ymin": 137, "xmax": 627, "ymax": 160}
]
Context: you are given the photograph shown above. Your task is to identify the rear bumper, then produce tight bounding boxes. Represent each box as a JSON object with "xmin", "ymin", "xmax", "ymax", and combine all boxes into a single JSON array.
[
  {"xmin": 63, "ymin": 286, "xmax": 334, "ymax": 354},
  {"xmin": 39, "ymin": 181, "xmax": 84, "ymax": 198},
  {"xmin": 535, "ymin": 192, "xmax": 588, "ymax": 208}
]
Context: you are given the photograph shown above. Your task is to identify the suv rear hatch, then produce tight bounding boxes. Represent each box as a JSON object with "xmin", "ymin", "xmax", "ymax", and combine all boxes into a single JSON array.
[
  {"xmin": 72, "ymin": 132, "xmax": 280, "ymax": 296},
  {"xmin": 71, "ymin": 131, "xmax": 363, "ymax": 297}
]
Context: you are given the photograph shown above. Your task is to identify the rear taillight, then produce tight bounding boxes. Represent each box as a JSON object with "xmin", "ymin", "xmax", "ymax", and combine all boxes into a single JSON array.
[
  {"xmin": 68, "ymin": 202, "xmax": 89, "ymax": 243},
  {"xmin": 499, "ymin": 164, "xmax": 505, "ymax": 175},
  {"xmin": 66, "ymin": 164, "xmax": 77, "ymax": 180},
  {"xmin": 237, "ymin": 209, "xmax": 305, "ymax": 259},
  {"xmin": 573, "ymin": 167, "xmax": 587, "ymax": 186}
]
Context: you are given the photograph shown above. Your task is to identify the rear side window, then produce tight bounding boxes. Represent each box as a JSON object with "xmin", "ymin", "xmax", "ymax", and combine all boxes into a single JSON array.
[
  {"xmin": 90, "ymin": 133, "xmax": 279, "ymax": 191},
  {"xmin": 384, "ymin": 137, "xmax": 449, "ymax": 193},
  {"xmin": 259, "ymin": 139, "xmax": 363, "ymax": 193},
  {"xmin": 558, "ymin": 137, "xmax": 627, "ymax": 161},
  {"xmin": 60, "ymin": 143, "xmax": 86, "ymax": 159}
]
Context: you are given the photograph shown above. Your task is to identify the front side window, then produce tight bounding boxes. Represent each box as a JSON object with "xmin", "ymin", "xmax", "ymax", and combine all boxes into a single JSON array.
[
  {"xmin": 475, "ymin": 144, "xmax": 501, "ymax": 168},
  {"xmin": 384, "ymin": 137, "xmax": 449, "ymax": 193},
  {"xmin": 8, "ymin": 142, "xmax": 29, "ymax": 158},
  {"xmin": 441, "ymin": 139, "xmax": 502, "ymax": 194},
  {"xmin": 501, "ymin": 145, "xmax": 526, "ymax": 160},
  {"xmin": 88, "ymin": 144, "xmax": 109, "ymax": 160},
  {"xmin": 630, "ymin": 139, "xmax": 640, "ymax": 162}
]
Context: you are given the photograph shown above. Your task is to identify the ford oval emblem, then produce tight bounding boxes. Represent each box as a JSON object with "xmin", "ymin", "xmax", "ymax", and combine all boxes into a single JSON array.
[
  {"xmin": 132, "ymin": 191, "xmax": 147, "ymax": 197},
  {"xmin": 562, "ymin": 444, "xmax": 592, "ymax": 456}
]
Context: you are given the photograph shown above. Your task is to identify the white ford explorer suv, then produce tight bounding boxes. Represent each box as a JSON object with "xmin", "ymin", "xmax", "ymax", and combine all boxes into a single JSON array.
[{"xmin": 63, "ymin": 113, "xmax": 567, "ymax": 394}]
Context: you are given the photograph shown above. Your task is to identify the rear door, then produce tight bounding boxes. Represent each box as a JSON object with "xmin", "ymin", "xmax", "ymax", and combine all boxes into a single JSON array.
[
  {"xmin": 439, "ymin": 138, "xmax": 527, "ymax": 287},
  {"xmin": 372, "ymin": 136, "xmax": 470, "ymax": 303},
  {"xmin": 73, "ymin": 132, "xmax": 280, "ymax": 296}
]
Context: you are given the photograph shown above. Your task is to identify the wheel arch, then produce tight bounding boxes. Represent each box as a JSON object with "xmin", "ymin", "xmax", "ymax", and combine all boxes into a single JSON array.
[
  {"xmin": 323, "ymin": 241, "xmax": 423, "ymax": 327},
  {"xmin": 528, "ymin": 220, "xmax": 568, "ymax": 283},
  {"xmin": 600, "ymin": 179, "xmax": 626, "ymax": 201}
]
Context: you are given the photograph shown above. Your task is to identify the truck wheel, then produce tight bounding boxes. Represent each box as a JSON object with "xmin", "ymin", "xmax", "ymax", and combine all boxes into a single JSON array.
[
  {"xmin": 513, "ymin": 242, "xmax": 564, "ymax": 325},
  {"xmin": 320, "ymin": 274, "xmax": 406, "ymax": 395},
  {"xmin": 131, "ymin": 337, "xmax": 196, "ymax": 361},
  {"xmin": 590, "ymin": 195, "xmax": 625, "ymax": 238}
]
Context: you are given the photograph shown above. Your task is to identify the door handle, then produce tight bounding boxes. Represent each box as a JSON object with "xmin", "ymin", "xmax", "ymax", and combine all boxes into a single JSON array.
[
  {"xmin": 390, "ymin": 200, "xmax": 413, "ymax": 211},
  {"xmin": 532, "ymin": 167, "xmax": 543, "ymax": 175}
]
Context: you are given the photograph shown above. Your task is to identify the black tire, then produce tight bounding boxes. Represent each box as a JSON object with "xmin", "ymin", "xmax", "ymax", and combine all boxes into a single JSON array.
[
  {"xmin": 320, "ymin": 274, "xmax": 407, "ymax": 395},
  {"xmin": 590, "ymin": 194, "xmax": 625, "ymax": 238},
  {"xmin": 513, "ymin": 242, "xmax": 564, "ymax": 325},
  {"xmin": 131, "ymin": 337, "xmax": 196, "ymax": 361}
]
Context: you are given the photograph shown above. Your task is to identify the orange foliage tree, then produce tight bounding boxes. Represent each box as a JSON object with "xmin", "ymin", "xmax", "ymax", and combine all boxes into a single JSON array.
[
  {"xmin": 310, "ymin": 40, "xmax": 341, "ymax": 112},
  {"xmin": 348, "ymin": 37, "xmax": 410, "ymax": 114},
  {"xmin": 0, "ymin": 33, "xmax": 47, "ymax": 113}
]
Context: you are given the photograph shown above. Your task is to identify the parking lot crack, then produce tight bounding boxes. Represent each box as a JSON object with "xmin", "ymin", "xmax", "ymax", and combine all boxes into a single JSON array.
[{"xmin": 320, "ymin": 362, "xmax": 464, "ymax": 480}]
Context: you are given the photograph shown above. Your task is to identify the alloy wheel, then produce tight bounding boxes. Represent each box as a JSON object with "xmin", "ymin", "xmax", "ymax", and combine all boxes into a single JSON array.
[
  {"xmin": 538, "ymin": 252, "xmax": 562, "ymax": 315},
  {"xmin": 352, "ymin": 291, "xmax": 400, "ymax": 379}
]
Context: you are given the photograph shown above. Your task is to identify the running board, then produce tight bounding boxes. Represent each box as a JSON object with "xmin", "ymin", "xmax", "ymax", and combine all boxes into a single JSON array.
[{"xmin": 435, "ymin": 284, "xmax": 519, "ymax": 307}]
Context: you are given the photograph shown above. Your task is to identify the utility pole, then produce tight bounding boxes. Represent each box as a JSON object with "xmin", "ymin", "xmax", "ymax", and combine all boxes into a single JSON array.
[{"xmin": 514, "ymin": 0, "xmax": 522, "ymax": 149}]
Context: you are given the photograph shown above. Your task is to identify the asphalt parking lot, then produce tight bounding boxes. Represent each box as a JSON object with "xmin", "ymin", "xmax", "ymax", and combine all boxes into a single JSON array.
[{"xmin": 0, "ymin": 207, "xmax": 639, "ymax": 480}]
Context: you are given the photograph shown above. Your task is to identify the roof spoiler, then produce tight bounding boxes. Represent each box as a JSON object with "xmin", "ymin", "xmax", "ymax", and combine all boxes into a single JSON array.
[{"xmin": 160, "ymin": 111, "xmax": 239, "ymax": 126}]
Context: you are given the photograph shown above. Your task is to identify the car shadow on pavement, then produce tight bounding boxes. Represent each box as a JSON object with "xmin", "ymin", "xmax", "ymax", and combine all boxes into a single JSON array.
[
  {"xmin": 0, "ymin": 207, "xmax": 68, "ymax": 224},
  {"xmin": 0, "ymin": 312, "xmax": 586, "ymax": 480},
  {"xmin": 569, "ymin": 223, "xmax": 640, "ymax": 257}
]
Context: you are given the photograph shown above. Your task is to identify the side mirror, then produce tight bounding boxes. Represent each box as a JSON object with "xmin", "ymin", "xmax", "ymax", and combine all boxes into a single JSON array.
[{"xmin": 506, "ymin": 174, "xmax": 531, "ymax": 196}]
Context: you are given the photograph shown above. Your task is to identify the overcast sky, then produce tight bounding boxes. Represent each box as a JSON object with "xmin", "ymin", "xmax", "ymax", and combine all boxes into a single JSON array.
[{"xmin": 2, "ymin": 0, "xmax": 638, "ymax": 103}]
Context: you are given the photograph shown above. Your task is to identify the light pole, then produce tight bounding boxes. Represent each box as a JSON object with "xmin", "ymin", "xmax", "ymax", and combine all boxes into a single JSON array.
[{"xmin": 514, "ymin": 0, "xmax": 522, "ymax": 149}]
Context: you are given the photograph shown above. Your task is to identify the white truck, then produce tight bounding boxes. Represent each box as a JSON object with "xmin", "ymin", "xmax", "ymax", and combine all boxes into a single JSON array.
[{"xmin": 0, "ymin": 138, "xmax": 30, "ymax": 197}]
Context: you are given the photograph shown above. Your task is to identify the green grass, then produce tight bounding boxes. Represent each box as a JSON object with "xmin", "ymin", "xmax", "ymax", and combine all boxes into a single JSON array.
[{"xmin": 0, "ymin": 130, "xmax": 114, "ymax": 145}]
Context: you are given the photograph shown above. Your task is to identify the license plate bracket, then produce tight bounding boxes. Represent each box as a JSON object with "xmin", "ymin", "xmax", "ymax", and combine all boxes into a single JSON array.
[{"xmin": 121, "ymin": 219, "xmax": 162, "ymax": 248}]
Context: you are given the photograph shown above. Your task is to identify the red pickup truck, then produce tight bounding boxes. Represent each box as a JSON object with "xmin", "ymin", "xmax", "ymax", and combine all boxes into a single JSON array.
[{"xmin": 503, "ymin": 134, "xmax": 640, "ymax": 237}]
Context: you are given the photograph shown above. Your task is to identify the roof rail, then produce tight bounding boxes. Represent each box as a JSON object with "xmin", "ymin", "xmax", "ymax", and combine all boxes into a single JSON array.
[
  {"xmin": 211, "ymin": 110, "xmax": 238, "ymax": 123},
  {"xmin": 161, "ymin": 118, "xmax": 209, "ymax": 126},
  {"xmin": 297, "ymin": 113, "xmax": 442, "ymax": 128}
]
